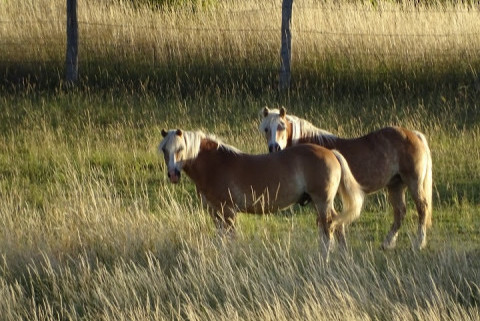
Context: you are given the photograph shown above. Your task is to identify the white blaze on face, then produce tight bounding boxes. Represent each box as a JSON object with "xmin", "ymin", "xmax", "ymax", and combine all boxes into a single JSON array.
[
  {"xmin": 260, "ymin": 107, "xmax": 295, "ymax": 152},
  {"xmin": 166, "ymin": 148, "xmax": 179, "ymax": 177},
  {"xmin": 275, "ymin": 119, "xmax": 288, "ymax": 149},
  {"xmin": 159, "ymin": 131, "xmax": 186, "ymax": 184},
  {"xmin": 263, "ymin": 115, "xmax": 288, "ymax": 152},
  {"xmin": 267, "ymin": 120, "xmax": 278, "ymax": 146}
]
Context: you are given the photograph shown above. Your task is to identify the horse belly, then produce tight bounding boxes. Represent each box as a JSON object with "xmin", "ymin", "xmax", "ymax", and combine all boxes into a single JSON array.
[{"xmin": 229, "ymin": 183, "xmax": 301, "ymax": 214}]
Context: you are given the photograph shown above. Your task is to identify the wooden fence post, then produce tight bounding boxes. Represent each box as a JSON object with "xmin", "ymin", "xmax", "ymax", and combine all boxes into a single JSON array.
[
  {"xmin": 66, "ymin": 0, "xmax": 78, "ymax": 84},
  {"xmin": 279, "ymin": 0, "xmax": 293, "ymax": 92}
]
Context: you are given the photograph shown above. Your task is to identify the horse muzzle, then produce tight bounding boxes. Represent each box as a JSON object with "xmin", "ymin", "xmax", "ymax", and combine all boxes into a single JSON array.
[
  {"xmin": 168, "ymin": 169, "xmax": 181, "ymax": 184},
  {"xmin": 268, "ymin": 143, "xmax": 281, "ymax": 153}
]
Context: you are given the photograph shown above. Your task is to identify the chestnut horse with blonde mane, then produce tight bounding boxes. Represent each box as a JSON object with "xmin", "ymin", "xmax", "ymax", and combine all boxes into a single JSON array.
[
  {"xmin": 259, "ymin": 107, "xmax": 432, "ymax": 250},
  {"xmin": 159, "ymin": 128, "xmax": 364, "ymax": 255}
]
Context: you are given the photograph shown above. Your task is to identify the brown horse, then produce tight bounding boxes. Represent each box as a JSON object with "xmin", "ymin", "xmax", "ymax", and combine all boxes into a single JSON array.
[
  {"xmin": 159, "ymin": 129, "xmax": 364, "ymax": 255},
  {"xmin": 259, "ymin": 107, "xmax": 432, "ymax": 250}
]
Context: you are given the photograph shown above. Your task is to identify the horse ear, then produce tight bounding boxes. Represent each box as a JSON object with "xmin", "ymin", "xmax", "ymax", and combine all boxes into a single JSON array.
[
  {"xmin": 161, "ymin": 129, "xmax": 168, "ymax": 137},
  {"xmin": 262, "ymin": 106, "xmax": 270, "ymax": 118},
  {"xmin": 280, "ymin": 106, "xmax": 287, "ymax": 118},
  {"xmin": 176, "ymin": 129, "xmax": 183, "ymax": 137}
]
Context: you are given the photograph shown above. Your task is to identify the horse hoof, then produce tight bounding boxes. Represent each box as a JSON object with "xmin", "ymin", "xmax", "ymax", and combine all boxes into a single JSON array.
[
  {"xmin": 417, "ymin": 241, "xmax": 427, "ymax": 250},
  {"xmin": 381, "ymin": 241, "xmax": 396, "ymax": 251}
]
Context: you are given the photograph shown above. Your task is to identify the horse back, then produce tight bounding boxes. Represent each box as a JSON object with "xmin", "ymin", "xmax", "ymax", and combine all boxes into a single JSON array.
[
  {"xmin": 268, "ymin": 143, "xmax": 340, "ymax": 178},
  {"xmin": 335, "ymin": 126, "xmax": 429, "ymax": 192}
]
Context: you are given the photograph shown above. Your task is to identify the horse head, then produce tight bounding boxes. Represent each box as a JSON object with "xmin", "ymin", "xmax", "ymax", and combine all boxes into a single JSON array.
[
  {"xmin": 259, "ymin": 106, "xmax": 290, "ymax": 153},
  {"xmin": 159, "ymin": 128, "xmax": 186, "ymax": 183}
]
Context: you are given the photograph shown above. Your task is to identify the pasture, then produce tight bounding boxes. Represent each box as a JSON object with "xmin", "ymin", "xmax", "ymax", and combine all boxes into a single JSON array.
[{"xmin": 1, "ymin": 0, "xmax": 480, "ymax": 320}]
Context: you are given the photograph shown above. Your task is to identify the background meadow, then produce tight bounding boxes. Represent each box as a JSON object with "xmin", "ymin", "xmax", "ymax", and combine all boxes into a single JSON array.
[{"xmin": 0, "ymin": 0, "xmax": 479, "ymax": 320}]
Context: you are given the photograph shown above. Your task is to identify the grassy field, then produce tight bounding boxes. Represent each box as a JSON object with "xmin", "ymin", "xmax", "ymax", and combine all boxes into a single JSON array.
[
  {"xmin": 1, "ymin": 0, "xmax": 480, "ymax": 320},
  {"xmin": 2, "ymin": 0, "xmax": 480, "ymax": 93}
]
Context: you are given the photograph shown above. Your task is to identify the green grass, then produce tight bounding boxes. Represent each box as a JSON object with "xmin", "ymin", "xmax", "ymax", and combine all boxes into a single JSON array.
[{"xmin": 0, "ymin": 89, "xmax": 479, "ymax": 320}]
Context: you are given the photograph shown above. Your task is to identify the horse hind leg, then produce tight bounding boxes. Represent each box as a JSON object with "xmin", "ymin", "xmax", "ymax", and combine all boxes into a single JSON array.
[
  {"xmin": 334, "ymin": 223, "xmax": 347, "ymax": 250},
  {"xmin": 408, "ymin": 180, "xmax": 431, "ymax": 250},
  {"xmin": 414, "ymin": 197, "xmax": 429, "ymax": 250},
  {"xmin": 312, "ymin": 196, "xmax": 337, "ymax": 260},
  {"xmin": 382, "ymin": 183, "xmax": 407, "ymax": 250},
  {"xmin": 410, "ymin": 134, "xmax": 433, "ymax": 249}
]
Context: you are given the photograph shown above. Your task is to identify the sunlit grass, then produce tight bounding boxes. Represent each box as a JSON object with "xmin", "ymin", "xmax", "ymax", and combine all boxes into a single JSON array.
[{"xmin": 1, "ymin": 0, "xmax": 479, "ymax": 93}]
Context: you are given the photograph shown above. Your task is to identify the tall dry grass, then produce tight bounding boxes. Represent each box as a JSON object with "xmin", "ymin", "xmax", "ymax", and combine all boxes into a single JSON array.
[
  {"xmin": 0, "ymin": 90, "xmax": 479, "ymax": 320},
  {"xmin": 1, "ymin": 0, "xmax": 479, "ymax": 91}
]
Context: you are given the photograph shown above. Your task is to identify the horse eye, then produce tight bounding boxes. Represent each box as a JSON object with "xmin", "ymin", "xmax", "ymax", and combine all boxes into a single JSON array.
[
  {"xmin": 161, "ymin": 147, "xmax": 167, "ymax": 154},
  {"xmin": 264, "ymin": 128, "xmax": 269, "ymax": 133}
]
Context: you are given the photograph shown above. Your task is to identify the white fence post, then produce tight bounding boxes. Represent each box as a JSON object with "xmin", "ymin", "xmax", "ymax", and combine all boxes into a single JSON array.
[
  {"xmin": 66, "ymin": 0, "xmax": 78, "ymax": 84},
  {"xmin": 279, "ymin": 0, "xmax": 293, "ymax": 92}
]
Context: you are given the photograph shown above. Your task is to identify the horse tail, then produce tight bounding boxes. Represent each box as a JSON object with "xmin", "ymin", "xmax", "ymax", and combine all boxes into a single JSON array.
[
  {"xmin": 414, "ymin": 131, "xmax": 433, "ymax": 228},
  {"xmin": 331, "ymin": 150, "xmax": 365, "ymax": 227}
]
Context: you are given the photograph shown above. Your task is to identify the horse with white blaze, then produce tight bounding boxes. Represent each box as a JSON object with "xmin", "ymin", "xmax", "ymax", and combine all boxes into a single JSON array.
[{"xmin": 259, "ymin": 107, "xmax": 432, "ymax": 250}]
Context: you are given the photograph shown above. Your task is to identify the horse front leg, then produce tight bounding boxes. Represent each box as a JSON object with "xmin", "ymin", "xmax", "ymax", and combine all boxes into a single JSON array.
[
  {"xmin": 200, "ymin": 194, "xmax": 237, "ymax": 238},
  {"xmin": 219, "ymin": 205, "xmax": 237, "ymax": 237},
  {"xmin": 210, "ymin": 202, "xmax": 237, "ymax": 239}
]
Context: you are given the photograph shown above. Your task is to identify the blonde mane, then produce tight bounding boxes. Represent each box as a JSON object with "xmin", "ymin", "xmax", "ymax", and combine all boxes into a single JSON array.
[
  {"xmin": 259, "ymin": 108, "xmax": 337, "ymax": 146},
  {"xmin": 159, "ymin": 130, "xmax": 241, "ymax": 161}
]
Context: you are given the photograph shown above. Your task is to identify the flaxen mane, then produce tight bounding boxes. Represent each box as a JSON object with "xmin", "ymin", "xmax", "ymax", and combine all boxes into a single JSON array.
[{"xmin": 159, "ymin": 130, "xmax": 241, "ymax": 160}]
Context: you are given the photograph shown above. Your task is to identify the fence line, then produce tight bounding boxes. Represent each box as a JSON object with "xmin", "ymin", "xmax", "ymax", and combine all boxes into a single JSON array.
[
  {"xmin": 3, "ymin": 20, "xmax": 479, "ymax": 37},
  {"xmin": 1, "ymin": 21, "xmax": 479, "ymax": 38}
]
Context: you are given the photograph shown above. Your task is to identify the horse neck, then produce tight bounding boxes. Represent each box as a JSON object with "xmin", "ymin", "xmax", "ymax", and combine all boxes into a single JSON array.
[
  {"xmin": 182, "ymin": 157, "xmax": 199, "ymax": 181},
  {"xmin": 182, "ymin": 138, "xmax": 227, "ymax": 182},
  {"xmin": 181, "ymin": 151, "xmax": 206, "ymax": 185},
  {"xmin": 290, "ymin": 119, "xmax": 339, "ymax": 149}
]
